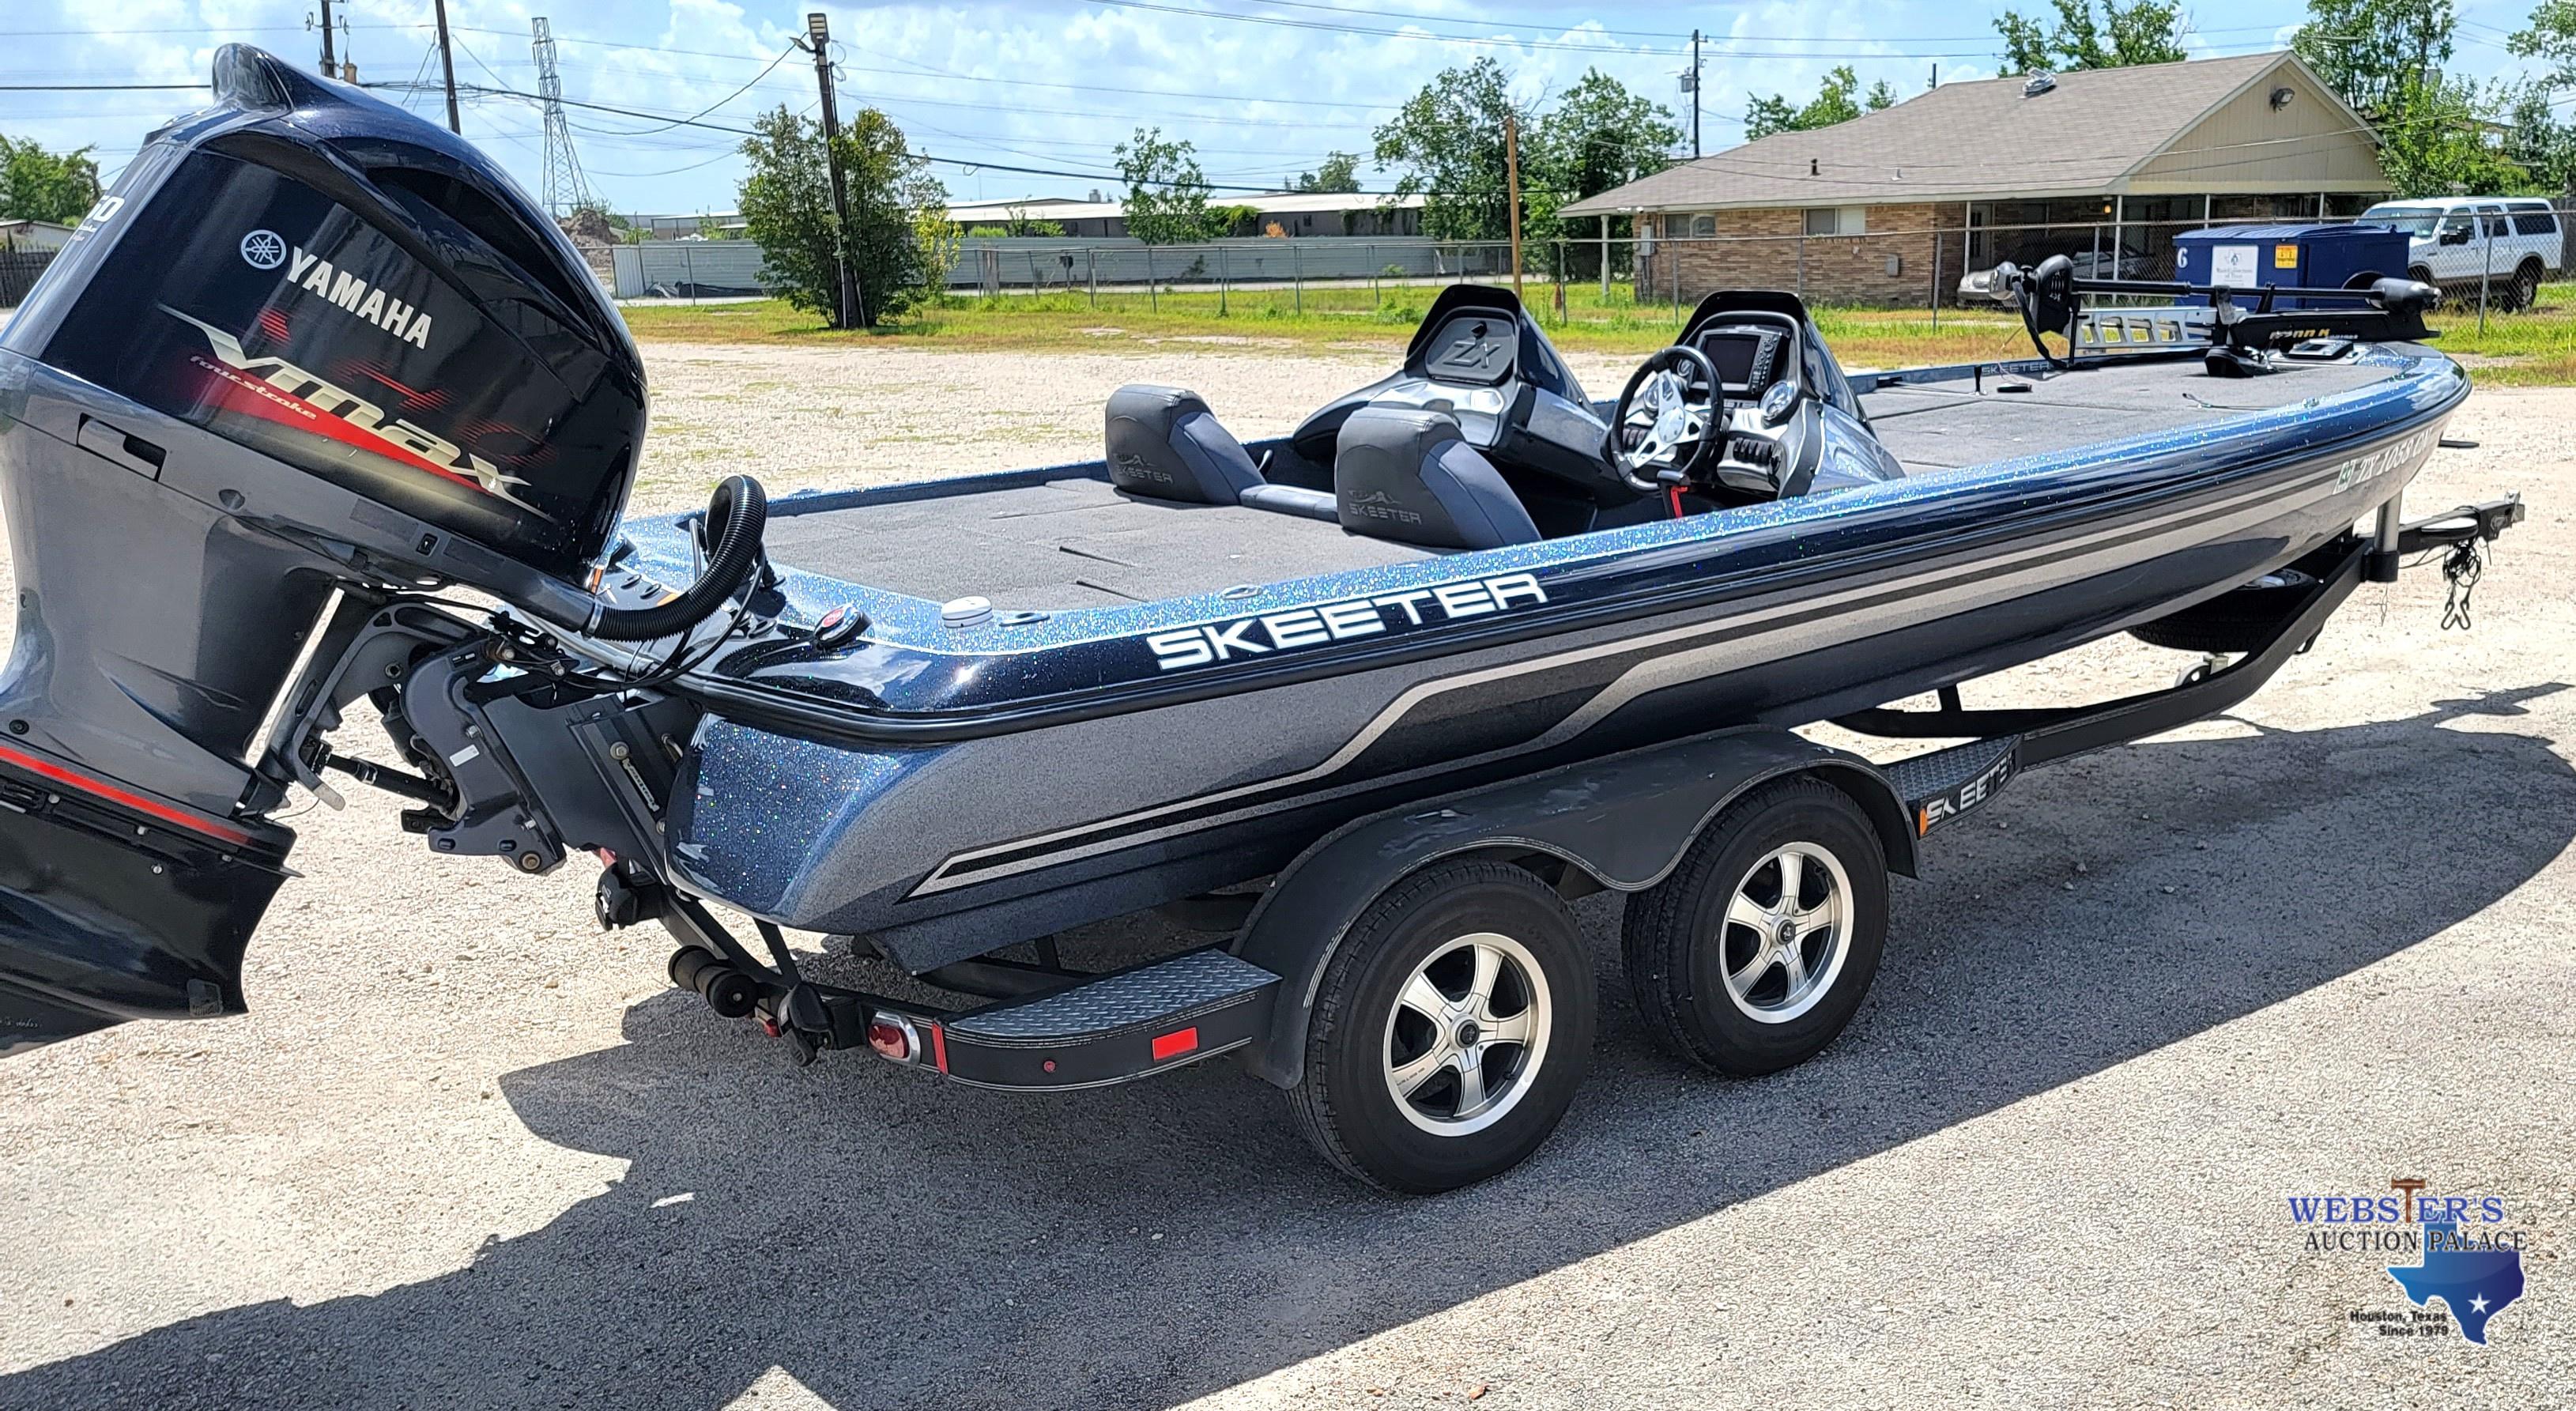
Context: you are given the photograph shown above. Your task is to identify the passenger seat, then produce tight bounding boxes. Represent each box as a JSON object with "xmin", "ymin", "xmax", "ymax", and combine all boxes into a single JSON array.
[
  {"xmin": 1103, "ymin": 384, "xmax": 1337, "ymax": 521},
  {"xmin": 1332, "ymin": 406, "xmax": 1541, "ymax": 551}
]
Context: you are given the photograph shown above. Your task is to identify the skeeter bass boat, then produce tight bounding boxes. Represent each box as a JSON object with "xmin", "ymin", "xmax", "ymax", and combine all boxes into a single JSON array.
[
  {"xmin": 632, "ymin": 287, "xmax": 2463, "ymax": 968},
  {"xmin": 0, "ymin": 50, "xmax": 2521, "ymax": 1189}
]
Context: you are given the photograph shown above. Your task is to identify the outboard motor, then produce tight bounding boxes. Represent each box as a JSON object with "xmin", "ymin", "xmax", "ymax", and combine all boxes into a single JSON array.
[{"xmin": 0, "ymin": 47, "xmax": 741, "ymax": 1051}]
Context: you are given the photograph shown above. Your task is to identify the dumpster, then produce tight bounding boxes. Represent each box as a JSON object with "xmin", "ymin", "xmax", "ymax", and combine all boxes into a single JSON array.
[{"xmin": 2173, "ymin": 224, "xmax": 2409, "ymax": 309}]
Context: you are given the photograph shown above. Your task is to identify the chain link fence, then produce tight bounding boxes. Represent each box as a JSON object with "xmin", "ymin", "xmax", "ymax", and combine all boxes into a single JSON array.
[{"xmin": 571, "ymin": 204, "xmax": 2576, "ymax": 329}]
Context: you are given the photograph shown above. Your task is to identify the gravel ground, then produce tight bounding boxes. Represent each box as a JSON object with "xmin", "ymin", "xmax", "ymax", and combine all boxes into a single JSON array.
[{"xmin": 2, "ymin": 346, "xmax": 2572, "ymax": 1409}]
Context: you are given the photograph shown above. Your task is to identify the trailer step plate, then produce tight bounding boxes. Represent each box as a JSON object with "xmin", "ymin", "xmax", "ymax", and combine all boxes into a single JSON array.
[
  {"xmin": 1888, "ymin": 735, "xmax": 2023, "ymax": 836},
  {"xmin": 934, "ymin": 947, "xmax": 1279, "ymax": 1090}
]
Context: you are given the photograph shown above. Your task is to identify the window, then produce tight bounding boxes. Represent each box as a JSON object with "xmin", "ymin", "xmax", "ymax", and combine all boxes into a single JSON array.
[
  {"xmin": 1804, "ymin": 206, "xmax": 1867, "ymax": 236},
  {"xmin": 1688, "ymin": 213, "xmax": 1715, "ymax": 237},
  {"xmin": 2513, "ymin": 209, "xmax": 2559, "ymax": 236},
  {"xmin": 2480, "ymin": 208, "xmax": 2509, "ymax": 238}
]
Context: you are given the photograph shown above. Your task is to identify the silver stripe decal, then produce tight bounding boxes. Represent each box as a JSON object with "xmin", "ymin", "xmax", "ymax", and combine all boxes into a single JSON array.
[{"xmin": 909, "ymin": 454, "xmax": 2389, "ymax": 895}]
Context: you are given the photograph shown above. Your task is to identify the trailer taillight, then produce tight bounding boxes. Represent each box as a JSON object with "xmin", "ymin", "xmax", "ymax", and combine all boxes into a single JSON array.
[{"xmin": 866, "ymin": 1015, "xmax": 920, "ymax": 1063}]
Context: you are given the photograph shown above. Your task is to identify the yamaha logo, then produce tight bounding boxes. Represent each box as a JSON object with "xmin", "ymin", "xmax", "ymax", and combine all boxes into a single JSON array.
[{"xmin": 239, "ymin": 229, "xmax": 287, "ymax": 270}]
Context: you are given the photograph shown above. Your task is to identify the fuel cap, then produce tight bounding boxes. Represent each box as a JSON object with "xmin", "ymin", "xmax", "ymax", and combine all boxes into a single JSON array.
[{"xmin": 812, "ymin": 604, "xmax": 869, "ymax": 651}]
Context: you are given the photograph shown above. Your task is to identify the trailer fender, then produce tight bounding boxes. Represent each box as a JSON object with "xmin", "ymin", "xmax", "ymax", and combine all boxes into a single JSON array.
[{"xmin": 1235, "ymin": 727, "xmax": 1914, "ymax": 1088}]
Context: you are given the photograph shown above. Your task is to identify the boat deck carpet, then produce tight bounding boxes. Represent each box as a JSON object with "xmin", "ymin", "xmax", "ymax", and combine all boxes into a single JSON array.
[{"xmin": 764, "ymin": 353, "xmax": 2411, "ymax": 609}]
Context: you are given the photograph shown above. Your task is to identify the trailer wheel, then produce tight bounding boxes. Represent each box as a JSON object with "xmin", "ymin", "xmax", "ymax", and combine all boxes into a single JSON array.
[
  {"xmin": 2129, "ymin": 568, "xmax": 2315, "ymax": 654},
  {"xmin": 1288, "ymin": 859, "xmax": 1596, "ymax": 1194},
  {"xmin": 1621, "ymin": 777, "xmax": 1887, "ymax": 1077}
]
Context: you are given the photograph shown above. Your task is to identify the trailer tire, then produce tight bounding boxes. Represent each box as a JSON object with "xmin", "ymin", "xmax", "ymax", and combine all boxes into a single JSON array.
[
  {"xmin": 2129, "ymin": 568, "xmax": 2315, "ymax": 654},
  {"xmin": 1621, "ymin": 777, "xmax": 1887, "ymax": 1077},
  {"xmin": 1288, "ymin": 859, "xmax": 1595, "ymax": 1194}
]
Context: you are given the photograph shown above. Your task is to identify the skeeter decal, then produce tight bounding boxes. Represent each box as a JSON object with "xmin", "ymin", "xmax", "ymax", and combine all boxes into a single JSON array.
[{"xmin": 1147, "ymin": 572, "xmax": 1545, "ymax": 671}]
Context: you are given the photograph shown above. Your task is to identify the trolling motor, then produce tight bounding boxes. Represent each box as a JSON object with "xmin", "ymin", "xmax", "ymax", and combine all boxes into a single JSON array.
[{"xmin": 1962, "ymin": 254, "xmax": 2441, "ymax": 375}]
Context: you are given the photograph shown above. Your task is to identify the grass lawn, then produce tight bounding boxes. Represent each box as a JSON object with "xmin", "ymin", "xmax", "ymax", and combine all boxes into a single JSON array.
[{"xmin": 618, "ymin": 277, "xmax": 2576, "ymax": 384}]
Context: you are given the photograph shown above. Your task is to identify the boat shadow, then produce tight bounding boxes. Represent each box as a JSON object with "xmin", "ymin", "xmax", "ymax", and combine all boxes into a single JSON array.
[{"xmin": 6, "ymin": 685, "xmax": 2571, "ymax": 1409}]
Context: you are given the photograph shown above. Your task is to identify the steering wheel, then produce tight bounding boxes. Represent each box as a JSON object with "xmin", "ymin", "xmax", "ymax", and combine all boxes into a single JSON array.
[{"xmin": 1610, "ymin": 345, "xmax": 1723, "ymax": 494}]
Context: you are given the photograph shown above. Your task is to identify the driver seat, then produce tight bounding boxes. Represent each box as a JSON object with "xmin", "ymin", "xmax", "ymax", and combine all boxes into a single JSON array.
[{"xmin": 1333, "ymin": 406, "xmax": 1541, "ymax": 551}]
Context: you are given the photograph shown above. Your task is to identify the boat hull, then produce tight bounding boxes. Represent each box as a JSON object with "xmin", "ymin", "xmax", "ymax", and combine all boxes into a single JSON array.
[{"xmin": 667, "ymin": 367, "xmax": 2459, "ymax": 972}]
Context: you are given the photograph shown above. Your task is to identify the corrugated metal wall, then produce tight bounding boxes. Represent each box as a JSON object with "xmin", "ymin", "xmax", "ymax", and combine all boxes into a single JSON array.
[{"xmin": 606, "ymin": 236, "xmax": 1474, "ymax": 298}]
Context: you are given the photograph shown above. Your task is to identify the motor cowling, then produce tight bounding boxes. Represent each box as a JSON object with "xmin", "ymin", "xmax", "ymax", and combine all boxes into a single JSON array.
[{"xmin": 2, "ymin": 44, "xmax": 647, "ymax": 584}]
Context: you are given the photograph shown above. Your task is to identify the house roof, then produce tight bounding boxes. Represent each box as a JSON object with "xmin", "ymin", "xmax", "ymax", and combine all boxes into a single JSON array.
[{"xmin": 1564, "ymin": 51, "xmax": 2374, "ymax": 216}]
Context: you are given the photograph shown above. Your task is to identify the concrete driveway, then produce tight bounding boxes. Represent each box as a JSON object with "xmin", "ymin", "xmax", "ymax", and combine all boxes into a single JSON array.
[{"xmin": 1, "ymin": 364, "xmax": 2570, "ymax": 1409}]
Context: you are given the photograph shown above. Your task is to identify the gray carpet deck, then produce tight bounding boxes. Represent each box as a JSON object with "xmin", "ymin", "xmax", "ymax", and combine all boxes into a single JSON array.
[
  {"xmin": 764, "ymin": 480, "xmax": 1433, "ymax": 609},
  {"xmin": 1858, "ymin": 357, "xmax": 2398, "ymax": 468},
  {"xmin": 770, "ymin": 357, "xmax": 2405, "ymax": 609}
]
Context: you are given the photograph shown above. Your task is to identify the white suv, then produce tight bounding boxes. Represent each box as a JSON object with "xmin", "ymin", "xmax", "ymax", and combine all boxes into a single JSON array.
[{"xmin": 2360, "ymin": 197, "xmax": 2562, "ymax": 309}]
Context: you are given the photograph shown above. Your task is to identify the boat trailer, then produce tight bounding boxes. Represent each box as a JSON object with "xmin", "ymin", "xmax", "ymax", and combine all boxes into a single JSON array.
[{"xmin": 625, "ymin": 494, "xmax": 2523, "ymax": 1092}]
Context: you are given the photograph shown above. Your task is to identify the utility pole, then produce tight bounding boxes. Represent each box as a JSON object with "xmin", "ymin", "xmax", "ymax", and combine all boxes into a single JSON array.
[
  {"xmin": 318, "ymin": 0, "xmax": 336, "ymax": 77},
  {"xmin": 431, "ymin": 0, "xmax": 461, "ymax": 134},
  {"xmin": 804, "ymin": 12, "xmax": 863, "ymax": 329},
  {"xmin": 1690, "ymin": 29, "xmax": 1702, "ymax": 159},
  {"xmin": 1504, "ymin": 110, "xmax": 1524, "ymax": 299}
]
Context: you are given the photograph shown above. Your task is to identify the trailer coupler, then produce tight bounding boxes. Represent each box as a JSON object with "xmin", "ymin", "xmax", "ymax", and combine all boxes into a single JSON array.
[{"xmin": 657, "ymin": 894, "xmax": 1280, "ymax": 1089}]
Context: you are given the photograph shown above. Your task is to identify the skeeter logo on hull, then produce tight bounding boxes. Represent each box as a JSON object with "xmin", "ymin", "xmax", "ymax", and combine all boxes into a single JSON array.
[{"xmin": 1148, "ymin": 572, "xmax": 1546, "ymax": 671}]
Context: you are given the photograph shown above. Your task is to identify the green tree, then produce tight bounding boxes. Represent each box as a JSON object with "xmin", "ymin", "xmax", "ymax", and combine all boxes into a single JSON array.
[
  {"xmin": 2295, "ymin": 0, "xmax": 2456, "ymax": 117},
  {"xmin": 1994, "ymin": 0, "xmax": 2187, "ymax": 74},
  {"xmin": 1372, "ymin": 58, "xmax": 1528, "ymax": 243},
  {"xmin": 2512, "ymin": 1, "xmax": 2576, "ymax": 90},
  {"xmin": 735, "ymin": 105, "xmax": 945, "ymax": 328},
  {"xmin": 2500, "ymin": 81, "xmax": 2576, "ymax": 194},
  {"xmin": 914, "ymin": 201, "xmax": 962, "ymax": 304},
  {"xmin": 2374, "ymin": 72, "xmax": 2526, "ymax": 195},
  {"xmin": 1744, "ymin": 66, "xmax": 1868, "ymax": 140},
  {"xmin": 0, "ymin": 134, "xmax": 101, "ymax": 224},
  {"xmin": 1536, "ymin": 70, "xmax": 1681, "ymax": 203},
  {"xmin": 1865, "ymin": 79, "xmax": 1902, "ymax": 111},
  {"xmin": 1116, "ymin": 127, "xmax": 1221, "ymax": 243},
  {"xmin": 2511, "ymin": 2, "xmax": 2576, "ymax": 199},
  {"xmin": 1292, "ymin": 152, "xmax": 1362, "ymax": 193}
]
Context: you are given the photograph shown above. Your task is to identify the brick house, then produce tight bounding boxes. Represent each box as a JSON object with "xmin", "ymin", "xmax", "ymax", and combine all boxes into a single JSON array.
[{"xmin": 1563, "ymin": 51, "xmax": 2388, "ymax": 308}]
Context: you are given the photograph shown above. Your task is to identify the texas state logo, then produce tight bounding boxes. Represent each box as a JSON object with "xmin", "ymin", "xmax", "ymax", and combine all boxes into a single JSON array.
[{"xmin": 2288, "ymin": 1177, "xmax": 2529, "ymax": 1345}]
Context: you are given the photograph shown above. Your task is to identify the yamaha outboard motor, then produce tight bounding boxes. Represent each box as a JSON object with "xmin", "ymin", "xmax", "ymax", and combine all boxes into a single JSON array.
[{"xmin": 0, "ymin": 47, "xmax": 755, "ymax": 1051}]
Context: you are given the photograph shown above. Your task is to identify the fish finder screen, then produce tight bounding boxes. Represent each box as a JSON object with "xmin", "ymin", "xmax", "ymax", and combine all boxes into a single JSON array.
[{"xmin": 1695, "ymin": 333, "xmax": 1761, "ymax": 387}]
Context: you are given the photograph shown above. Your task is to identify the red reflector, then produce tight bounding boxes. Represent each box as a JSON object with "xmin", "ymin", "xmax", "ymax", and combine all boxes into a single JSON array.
[
  {"xmin": 929, "ymin": 1023, "xmax": 948, "ymax": 1073},
  {"xmin": 865, "ymin": 1019, "xmax": 913, "ymax": 1062},
  {"xmin": 1151, "ymin": 1027, "xmax": 1199, "ymax": 1062}
]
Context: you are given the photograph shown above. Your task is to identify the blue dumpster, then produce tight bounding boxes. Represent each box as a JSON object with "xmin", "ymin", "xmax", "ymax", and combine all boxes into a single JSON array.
[{"xmin": 2173, "ymin": 224, "xmax": 2409, "ymax": 308}]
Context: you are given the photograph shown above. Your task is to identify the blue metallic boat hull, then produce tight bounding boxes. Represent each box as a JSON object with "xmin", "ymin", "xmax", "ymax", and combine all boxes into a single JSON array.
[{"xmin": 650, "ymin": 349, "xmax": 2464, "ymax": 971}]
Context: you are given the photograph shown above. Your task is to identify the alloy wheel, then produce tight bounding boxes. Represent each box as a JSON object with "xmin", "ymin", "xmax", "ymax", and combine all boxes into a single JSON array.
[
  {"xmin": 1382, "ymin": 931, "xmax": 1553, "ymax": 1135},
  {"xmin": 1714, "ymin": 842, "xmax": 1854, "ymax": 1024}
]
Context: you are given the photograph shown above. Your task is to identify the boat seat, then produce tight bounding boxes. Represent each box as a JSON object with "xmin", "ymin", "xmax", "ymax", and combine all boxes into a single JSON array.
[
  {"xmin": 1332, "ymin": 406, "xmax": 1541, "ymax": 551},
  {"xmin": 1104, "ymin": 383, "xmax": 1338, "ymax": 522},
  {"xmin": 1103, "ymin": 384, "xmax": 1265, "ymax": 504}
]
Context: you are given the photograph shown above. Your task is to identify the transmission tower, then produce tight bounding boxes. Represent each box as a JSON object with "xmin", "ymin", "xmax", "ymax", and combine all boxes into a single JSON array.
[{"xmin": 530, "ymin": 17, "xmax": 594, "ymax": 216}]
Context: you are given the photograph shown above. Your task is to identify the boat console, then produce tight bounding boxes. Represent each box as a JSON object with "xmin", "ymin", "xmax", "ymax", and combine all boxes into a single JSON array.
[{"xmin": 1098, "ymin": 285, "xmax": 1908, "ymax": 552}]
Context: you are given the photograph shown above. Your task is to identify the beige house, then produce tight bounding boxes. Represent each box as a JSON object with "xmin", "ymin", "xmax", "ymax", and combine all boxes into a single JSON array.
[{"xmin": 1563, "ymin": 51, "xmax": 2388, "ymax": 307}]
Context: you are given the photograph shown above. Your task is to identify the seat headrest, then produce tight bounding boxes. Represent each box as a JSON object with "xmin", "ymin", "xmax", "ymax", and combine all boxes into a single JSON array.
[
  {"xmin": 1104, "ymin": 383, "xmax": 1264, "ymax": 505},
  {"xmin": 1333, "ymin": 406, "xmax": 1541, "ymax": 551}
]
